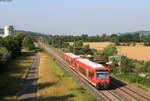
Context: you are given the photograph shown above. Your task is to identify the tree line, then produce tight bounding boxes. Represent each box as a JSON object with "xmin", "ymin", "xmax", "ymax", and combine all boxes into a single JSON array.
[
  {"xmin": 0, "ymin": 32, "xmax": 35, "ymax": 72},
  {"xmin": 47, "ymin": 33, "xmax": 150, "ymax": 46}
]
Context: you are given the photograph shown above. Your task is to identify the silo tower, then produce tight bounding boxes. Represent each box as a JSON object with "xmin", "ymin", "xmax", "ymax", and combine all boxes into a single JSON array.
[{"xmin": 4, "ymin": 25, "xmax": 14, "ymax": 37}]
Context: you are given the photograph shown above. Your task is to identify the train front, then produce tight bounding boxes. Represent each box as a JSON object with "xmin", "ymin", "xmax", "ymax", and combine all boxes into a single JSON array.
[{"xmin": 95, "ymin": 69, "xmax": 110, "ymax": 89}]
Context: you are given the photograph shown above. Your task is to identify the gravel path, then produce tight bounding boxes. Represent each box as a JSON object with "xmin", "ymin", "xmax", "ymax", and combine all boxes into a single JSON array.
[{"xmin": 17, "ymin": 53, "xmax": 40, "ymax": 101}]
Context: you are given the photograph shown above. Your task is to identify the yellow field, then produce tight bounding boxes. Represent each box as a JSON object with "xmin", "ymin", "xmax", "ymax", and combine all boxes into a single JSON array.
[
  {"xmin": 117, "ymin": 46, "xmax": 150, "ymax": 61},
  {"xmin": 69, "ymin": 42, "xmax": 150, "ymax": 61},
  {"xmin": 69, "ymin": 42, "xmax": 112, "ymax": 50},
  {"xmin": 84, "ymin": 42, "xmax": 112, "ymax": 50},
  {"xmin": 84, "ymin": 42, "xmax": 150, "ymax": 61}
]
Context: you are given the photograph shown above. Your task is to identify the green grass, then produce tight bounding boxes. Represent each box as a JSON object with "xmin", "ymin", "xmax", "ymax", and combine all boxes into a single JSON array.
[
  {"xmin": 0, "ymin": 51, "xmax": 34, "ymax": 101},
  {"xmin": 116, "ymin": 74, "xmax": 150, "ymax": 91},
  {"xmin": 38, "ymin": 52, "xmax": 97, "ymax": 101}
]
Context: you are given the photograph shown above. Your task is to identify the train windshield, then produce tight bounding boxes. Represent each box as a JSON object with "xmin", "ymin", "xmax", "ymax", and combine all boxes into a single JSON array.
[{"xmin": 96, "ymin": 70, "xmax": 109, "ymax": 79}]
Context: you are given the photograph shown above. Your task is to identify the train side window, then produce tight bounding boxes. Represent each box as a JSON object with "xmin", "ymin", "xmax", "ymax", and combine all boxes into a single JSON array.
[
  {"xmin": 66, "ymin": 59, "xmax": 72, "ymax": 65},
  {"xmin": 70, "ymin": 60, "xmax": 73, "ymax": 65},
  {"xmin": 78, "ymin": 66, "xmax": 86, "ymax": 75},
  {"xmin": 75, "ymin": 63, "xmax": 78, "ymax": 67},
  {"xmin": 88, "ymin": 72, "xmax": 93, "ymax": 79},
  {"xmin": 66, "ymin": 59, "xmax": 69, "ymax": 63}
]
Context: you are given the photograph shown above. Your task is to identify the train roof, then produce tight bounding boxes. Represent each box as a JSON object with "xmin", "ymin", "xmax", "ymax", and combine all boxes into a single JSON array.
[
  {"xmin": 65, "ymin": 53, "xmax": 80, "ymax": 58},
  {"xmin": 77, "ymin": 58, "xmax": 104, "ymax": 68}
]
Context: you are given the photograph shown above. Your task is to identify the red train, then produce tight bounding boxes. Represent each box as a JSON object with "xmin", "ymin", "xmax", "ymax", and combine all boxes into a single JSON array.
[{"xmin": 64, "ymin": 53, "xmax": 110, "ymax": 89}]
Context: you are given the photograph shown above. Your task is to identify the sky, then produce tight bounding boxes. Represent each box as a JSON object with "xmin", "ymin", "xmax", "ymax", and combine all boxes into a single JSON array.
[{"xmin": 0, "ymin": 0, "xmax": 150, "ymax": 35}]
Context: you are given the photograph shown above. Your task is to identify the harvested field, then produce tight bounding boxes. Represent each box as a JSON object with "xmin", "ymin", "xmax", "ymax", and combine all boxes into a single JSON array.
[
  {"xmin": 69, "ymin": 42, "xmax": 112, "ymax": 50},
  {"xmin": 84, "ymin": 42, "xmax": 112, "ymax": 50},
  {"xmin": 69, "ymin": 42, "xmax": 150, "ymax": 61},
  {"xmin": 86, "ymin": 42, "xmax": 150, "ymax": 61},
  {"xmin": 117, "ymin": 46, "xmax": 150, "ymax": 61}
]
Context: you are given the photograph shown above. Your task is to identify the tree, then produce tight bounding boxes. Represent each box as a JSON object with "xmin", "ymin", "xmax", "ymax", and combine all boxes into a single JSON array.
[
  {"xmin": 23, "ymin": 36, "xmax": 35, "ymax": 50},
  {"xmin": 73, "ymin": 40, "xmax": 83, "ymax": 48},
  {"xmin": 110, "ymin": 34, "xmax": 118, "ymax": 42},
  {"xmin": 2, "ymin": 36, "xmax": 21, "ymax": 56},
  {"xmin": 83, "ymin": 44, "xmax": 93, "ymax": 55},
  {"xmin": 144, "ymin": 35, "xmax": 150, "ymax": 46},
  {"xmin": 102, "ymin": 44, "xmax": 118, "ymax": 59},
  {"xmin": 15, "ymin": 32, "xmax": 26, "ymax": 53},
  {"xmin": 0, "ymin": 47, "xmax": 11, "ymax": 72},
  {"xmin": 142, "ymin": 61, "xmax": 150, "ymax": 73},
  {"xmin": 120, "ymin": 56, "xmax": 135, "ymax": 74},
  {"xmin": 132, "ymin": 33, "xmax": 140, "ymax": 42}
]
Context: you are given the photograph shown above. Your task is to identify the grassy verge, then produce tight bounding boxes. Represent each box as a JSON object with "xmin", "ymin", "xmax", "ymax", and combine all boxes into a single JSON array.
[
  {"xmin": 38, "ymin": 52, "xmax": 96, "ymax": 101},
  {"xmin": 0, "ymin": 50, "xmax": 35, "ymax": 101},
  {"xmin": 115, "ymin": 74, "xmax": 150, "ymax": 91}
]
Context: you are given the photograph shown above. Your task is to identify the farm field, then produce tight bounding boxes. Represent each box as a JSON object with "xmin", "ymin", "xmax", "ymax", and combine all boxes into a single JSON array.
[
  {"xmin": 38, "ymin": 52, "xmax": 96, "ymax": 101},
  {"xmin": 85, "ymin": 42, "xmax": 150, "ymax": 61},
  {"xmin": 69, "ymin": 42, "xmax": 150, "ymax": 61}
]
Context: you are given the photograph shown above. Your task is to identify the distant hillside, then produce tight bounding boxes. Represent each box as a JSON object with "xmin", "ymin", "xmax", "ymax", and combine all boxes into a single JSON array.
[
  {"xmin": 136, "ymin": 31, "xmax": 150, "ymax": 35},
  {"xmin": 118, "ymin": 31, "xmax": 150, "ymax": 35}
]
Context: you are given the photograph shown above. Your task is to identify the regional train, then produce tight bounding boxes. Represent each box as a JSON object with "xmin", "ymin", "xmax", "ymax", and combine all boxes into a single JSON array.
[{"xmin": 64, "ymin": 53, "xmax": 110, "ymax": 89}]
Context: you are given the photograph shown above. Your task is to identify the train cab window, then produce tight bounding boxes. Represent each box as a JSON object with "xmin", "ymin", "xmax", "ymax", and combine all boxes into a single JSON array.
[{"xmin": 96, "ymin": 70, "xmax": 109, "ymax": 79}]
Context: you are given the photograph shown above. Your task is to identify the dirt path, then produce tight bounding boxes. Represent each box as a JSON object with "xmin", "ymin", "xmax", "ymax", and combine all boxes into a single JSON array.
[{"xmin": 17, "ymin": 53, "xmax": 40, "ymax": 101}]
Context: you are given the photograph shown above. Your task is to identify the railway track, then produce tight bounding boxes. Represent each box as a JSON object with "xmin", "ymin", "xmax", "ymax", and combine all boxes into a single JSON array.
[
  {"xmin": 40, "ymin": 43, "xmax": 150, "ymax": 101},
  {"xmin": 111, "ymin": 77, "xmax": 150, "ymax": 101}
]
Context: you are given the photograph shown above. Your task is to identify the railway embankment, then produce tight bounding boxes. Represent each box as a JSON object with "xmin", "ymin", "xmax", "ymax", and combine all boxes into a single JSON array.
[{"xmin": 37, "ymin": 52, "xmax": 96, "ymax": 101}]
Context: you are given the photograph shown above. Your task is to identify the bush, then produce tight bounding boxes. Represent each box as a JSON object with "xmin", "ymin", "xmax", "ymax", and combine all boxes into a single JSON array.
[{"xmin": 0, "ymin": 47, "xmax": 11, "ymax": 72}]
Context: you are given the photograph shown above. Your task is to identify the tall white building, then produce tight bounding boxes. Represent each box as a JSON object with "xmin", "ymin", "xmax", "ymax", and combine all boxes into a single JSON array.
[
  {"xmin": 4, "ymin": 25, "xmax": 14, "ymax": 37},
  {"xmin": 0, "ymin": 25, "xmax": 14, "ymax": 37}
]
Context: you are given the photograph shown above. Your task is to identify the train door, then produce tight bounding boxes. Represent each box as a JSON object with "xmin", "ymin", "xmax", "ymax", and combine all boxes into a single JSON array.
[{"xmin": 87, "ymin": 70, "xmax": 94, "ymax": 81}]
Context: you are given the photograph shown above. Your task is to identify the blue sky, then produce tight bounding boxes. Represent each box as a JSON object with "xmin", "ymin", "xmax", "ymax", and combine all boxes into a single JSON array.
[{"xmin": 0, "ymin": 0, "xmax": 150, "ymax": 35}]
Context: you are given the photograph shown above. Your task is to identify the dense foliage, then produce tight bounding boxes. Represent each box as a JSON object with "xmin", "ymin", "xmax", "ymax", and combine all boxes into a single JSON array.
[
  {"xmin": 102, "ymin": 44, "xmax": 118, "ymax": 59},
  {"xmin": 46, "ymin": 33, "xmax": 150, "ymax": 46},
  {"xmin": 23, "ymin": 36, "xmax": 35, "ymax": 50},
  {"xmin": 0, "ymin": 32, "xmax": 35, "ymax": 72}
]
